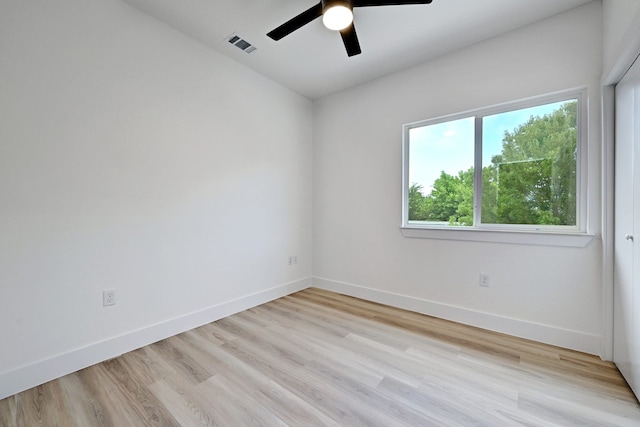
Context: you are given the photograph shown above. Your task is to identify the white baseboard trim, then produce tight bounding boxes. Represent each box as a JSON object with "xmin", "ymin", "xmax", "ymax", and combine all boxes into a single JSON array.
[
  {"xmin": 0, "ymin": 277, "xmax": 311, "ymax": 401},
  {"xmin": 312, "ymin": 276, "xmax": 601, "ymax": 356}
]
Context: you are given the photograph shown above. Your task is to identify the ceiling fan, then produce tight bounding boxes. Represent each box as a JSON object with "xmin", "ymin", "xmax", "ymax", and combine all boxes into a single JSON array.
[{"xmin": 267, "ymin": 0, "xmax": 434, "ymax": 57}]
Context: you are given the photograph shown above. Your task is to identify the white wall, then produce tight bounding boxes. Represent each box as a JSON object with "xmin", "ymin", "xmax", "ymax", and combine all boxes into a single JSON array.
[
  {"xmin": 0, "ymin": 0, "xmax": 312, "ymax": 399},
  {"xmin": 602, "ymin": 0, "xmax": 640, "ymax": 81},
  {"xmin": 313, "ymin": 2, "xmax": 603, "ymax": 354}
]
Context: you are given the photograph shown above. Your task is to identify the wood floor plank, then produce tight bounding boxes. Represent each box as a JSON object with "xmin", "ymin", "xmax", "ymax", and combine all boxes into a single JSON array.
[
  {"xmin": 116, "ymin": 346, "xmax": 179, "ymax": 386},
  {"xmin": 147, "ymin": 375, "xmax": 219, "ymax": 427},
  {"xmin": 180, "ymin": 329, "xmax": 340, "ymax": 427},
  {"xmin": 1, "ymin": 287, "xmax": 639, "ymax": 426}
]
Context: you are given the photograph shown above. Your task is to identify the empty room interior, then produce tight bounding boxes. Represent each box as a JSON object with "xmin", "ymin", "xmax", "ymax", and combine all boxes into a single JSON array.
[{"xmin": 2, "ymin": 0, "xmax": 640, "ymax": 425}]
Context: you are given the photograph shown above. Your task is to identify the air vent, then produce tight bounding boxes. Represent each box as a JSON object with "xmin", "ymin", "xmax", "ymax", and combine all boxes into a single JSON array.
[{"xmin": 226, "ymin": 33, "xmax": 257, "ymax": 54}]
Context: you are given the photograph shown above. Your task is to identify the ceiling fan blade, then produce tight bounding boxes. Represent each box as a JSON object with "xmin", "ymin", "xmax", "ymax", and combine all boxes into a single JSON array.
[
  {"xmin": 353, "ymin": 0, "xmax": 432, "ymax": 6},
  {"xmin": 340, "ymin": 23, "xmax": 362, "ymax": 57},
  {"xmin": 267, "ymin": 2, "xmax": 323, "ymax": 41}
]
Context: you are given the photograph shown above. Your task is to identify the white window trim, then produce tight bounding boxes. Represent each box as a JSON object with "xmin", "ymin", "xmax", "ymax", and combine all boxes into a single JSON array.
[
  {"xmin": 401, "ymin": 87, "xmax": 592, "ymax": 247},
  {"xmin": 400, "ymin": 226, "xmax": 594, "ymax": 247}
]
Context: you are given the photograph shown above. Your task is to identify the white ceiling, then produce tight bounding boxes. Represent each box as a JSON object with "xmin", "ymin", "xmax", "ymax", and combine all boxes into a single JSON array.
[{"xmin": 121, "ymin": 0, "xmax": 593, "ymax": 100}]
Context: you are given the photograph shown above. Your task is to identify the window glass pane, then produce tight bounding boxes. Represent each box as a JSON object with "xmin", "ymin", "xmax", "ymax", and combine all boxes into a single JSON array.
[
  {"xmin": 408, "ymin": 117, "xmax": 475, "ymax": 226},
  {"xmin": 481, "ymin": 100, "xmax": 577, "ymax": 226}
]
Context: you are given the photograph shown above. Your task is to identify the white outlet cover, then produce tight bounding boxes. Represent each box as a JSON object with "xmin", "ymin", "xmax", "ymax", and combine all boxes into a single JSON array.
[
  {"xmin": 480, "ymin": 273, "xmax": 490, "ymax": 287},
  {"xmin": 103, "ymin": 290, "xmax": 116, "ymax": 306}
]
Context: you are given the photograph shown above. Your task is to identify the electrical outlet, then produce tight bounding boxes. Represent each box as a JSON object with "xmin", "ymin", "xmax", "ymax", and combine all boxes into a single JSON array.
[
  {"xmin": 288, "ymin": 256, "xmax": 293, "ymax": 265},
  {"xmin": 292, "ymin": 255, "xmax": 297, "ymax": 265},
  {"xmin": 479, "ymin": 273, "xmax": 490, "ymax": 287},
  {"xmin": 103, "ymin": 289, "xmax": 116, "ymax": 306}
]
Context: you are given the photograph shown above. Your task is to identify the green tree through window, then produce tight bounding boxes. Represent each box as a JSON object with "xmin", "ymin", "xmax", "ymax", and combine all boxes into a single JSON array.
[{"xmin": 407, "ymin": 100, "xmax": 578, "ymax": 227}]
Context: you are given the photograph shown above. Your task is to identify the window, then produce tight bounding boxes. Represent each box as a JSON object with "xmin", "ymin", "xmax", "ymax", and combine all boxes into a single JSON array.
[{"xmin": 402, "ymin": 89, "xmax": 588, "ymax": 241}]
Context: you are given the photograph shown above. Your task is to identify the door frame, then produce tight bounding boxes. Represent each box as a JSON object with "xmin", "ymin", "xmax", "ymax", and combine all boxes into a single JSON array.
[{"xmin": 601, "ymin": 18, "xmax": 640, "ymax": 361}]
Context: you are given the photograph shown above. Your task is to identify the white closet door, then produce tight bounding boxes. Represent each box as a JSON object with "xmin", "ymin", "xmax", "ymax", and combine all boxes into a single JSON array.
[{"xmin": 614, "ymin": 55, "xmax": 640, "ymax": 398}]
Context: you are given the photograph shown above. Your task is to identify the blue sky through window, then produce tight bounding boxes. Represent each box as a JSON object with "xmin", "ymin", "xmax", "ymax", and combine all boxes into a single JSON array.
[{"xmin": 409, "ymin": 101, "xmax": 567, "ymax": 196}]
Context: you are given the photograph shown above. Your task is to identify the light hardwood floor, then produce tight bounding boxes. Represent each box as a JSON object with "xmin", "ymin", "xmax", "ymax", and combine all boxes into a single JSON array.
[{"xmin": 1, "ymin": 288, "xmax": 639, "ymax": 426}]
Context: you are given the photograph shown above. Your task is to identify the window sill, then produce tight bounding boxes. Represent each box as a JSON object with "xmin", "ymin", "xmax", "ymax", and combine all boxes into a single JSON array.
[{"xmin": 400, "ymin": 226, "xmax": 595, "ymax": 247}]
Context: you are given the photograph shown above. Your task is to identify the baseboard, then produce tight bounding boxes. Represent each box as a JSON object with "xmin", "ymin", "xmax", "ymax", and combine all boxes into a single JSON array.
[
  {"xmin": 0, "ymin": 277, "xmax": 312, "ymax": 401},
  {"xmin": 312, "ymin": 276, "xmax": 601, "ymax": 356}
]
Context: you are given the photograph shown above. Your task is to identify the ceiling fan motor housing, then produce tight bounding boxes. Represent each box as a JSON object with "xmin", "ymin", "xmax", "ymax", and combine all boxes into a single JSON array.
[{"xmin": 322, "ymin": 0, "xmax": 354, "ymax": 14}]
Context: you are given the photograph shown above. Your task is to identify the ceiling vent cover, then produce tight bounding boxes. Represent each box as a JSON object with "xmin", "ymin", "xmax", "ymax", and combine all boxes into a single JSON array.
[{"xmin": 226, "ymin": 33, "xmax": 257, "ymax": 54}]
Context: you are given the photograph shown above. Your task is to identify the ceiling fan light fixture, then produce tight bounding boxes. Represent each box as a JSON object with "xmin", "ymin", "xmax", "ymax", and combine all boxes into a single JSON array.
[{"xmin": 322, "ymin": 3, "xmax": 353, "ymax": 31}]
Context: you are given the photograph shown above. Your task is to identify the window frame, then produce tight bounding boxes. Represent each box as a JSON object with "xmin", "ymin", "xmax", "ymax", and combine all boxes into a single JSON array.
[{"xmin": 401, "ymin": 88, "xmax": 592, "ymax": 247}]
